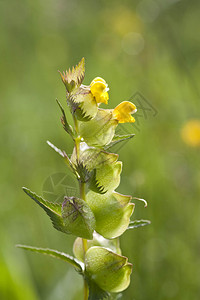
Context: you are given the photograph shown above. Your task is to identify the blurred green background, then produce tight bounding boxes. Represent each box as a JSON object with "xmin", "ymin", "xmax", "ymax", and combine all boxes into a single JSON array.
[{"xmin": 1, "ymin": 0, "xmax": 200, "ymax": 299}]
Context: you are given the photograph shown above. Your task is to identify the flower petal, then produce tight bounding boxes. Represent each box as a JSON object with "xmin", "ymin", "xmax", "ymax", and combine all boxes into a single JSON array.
[
  {"xmin": 113, "ymin": 101, "xmax": 137, "ymax": 123},
  {"xmin": 90, "ymin": 77, "xmax": 109, "ymax": 104}
]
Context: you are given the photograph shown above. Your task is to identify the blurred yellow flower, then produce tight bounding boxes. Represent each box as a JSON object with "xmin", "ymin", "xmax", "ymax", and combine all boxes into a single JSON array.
[
  {"xmin": 113, "ymin": 101, "xmax": 137, "ymax": 123},
  {"xmin": 90, "ymin": 77, "xmax": 109, "ymax": 104},
  {"xmin": 181, "ymin": 120, "xmax": 200, "ymax": 147}
]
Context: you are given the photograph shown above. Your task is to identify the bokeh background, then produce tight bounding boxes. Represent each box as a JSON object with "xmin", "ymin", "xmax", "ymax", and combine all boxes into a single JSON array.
[{"xmin": 1, "ymin": 0, "xmax": 200, "ymax": 299}]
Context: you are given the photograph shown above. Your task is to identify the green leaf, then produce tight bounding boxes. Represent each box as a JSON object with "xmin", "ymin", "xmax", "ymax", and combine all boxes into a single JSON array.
[
  {"xmin": 62, "ymin": 196, "xmax": 95, "ymax": 240},
  {"xmin": 47, "ymin": 140, "xmax": 75, "ymax": 172},
  {"xmin": 16, "ymin": 245, "xmax": 83, "ymax": 272},
  {"xmin": 86, "ymin": 191, "xmax": 134, "ymax": 239},
  {"xmin": 128, "ymin": 219, "xmax": 151, "ymax": 229},
  {"xmin": 104, "ymin": 134, "xmax": 135, "ymax": 151},
  {"xmin": 85, "ymin": 246, "xmax": 132, "ymax": 293},
  {"xmin": 59, "ymin": 58, "xmax": 85, "ymax": 92},
  {"xmin": 78, "ymin": 109, "xmax": 118, "ymax": 147},
  {"xmin": 23, "ymin": 188, "xmax": 95, "ymax": 239},
  {"xmin": 22, "ymin": 187, "xmax": 69, "ymax": 233},
  {"xmin": 56, "ymin": 99, "xmax": 74, "ymax": 137}
]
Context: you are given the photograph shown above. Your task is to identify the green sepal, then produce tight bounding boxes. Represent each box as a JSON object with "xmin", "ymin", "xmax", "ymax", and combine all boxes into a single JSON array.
[
  {"xmin": 62, "ymin": 196, "xmax": 96, "ymax": 240},
  {"xmin": 128, "ymin": 219, "xmax": 151, "ymax": 229},
  {"xmin": 69, "ymin": 86, "xmax": 98, "ymax": 121},
  {"xmin": 56, "ymin": 99, "xmax": 74, "ymax": 137},
  {"xmin": 89, "ymin": 161, "xmax": 122, "ymax": 194},
  {"xmin": 22, "ymin": 187, "xmax": 68, "ymax": 233},
  {"xmin": 86, "ymin": 191, "xmax": 134, "ymax": 239},
  {"xmin": 16, "ymin": 245, "xmax": 83, "ymax": 272},
  {"xmin": 59, "ymin": 58, "xmax": 85, "ymax": 92},
  {"xmin": 85, "ymin": 246, "xmax": 132, "ymax": 293},
  {"xmin": 73, "ymin": 233, "xmax": 121, "ymax": 262},
  {"xmin": 104, "ymin": 133, "xmax": 135, "ymax": 151},
  {"xmin": 78, "ymin": 109, "xmax": 118, "ymax": 147}
]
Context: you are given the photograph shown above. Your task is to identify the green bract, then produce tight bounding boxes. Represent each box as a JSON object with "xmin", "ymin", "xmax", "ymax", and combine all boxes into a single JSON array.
[
  {"xmin": 19, "ymin": 58, "xmax": 150, "ymax": 300},
  {"xmin": 85, "ymin": 246, "xmax": 132, "ymax": 293}
]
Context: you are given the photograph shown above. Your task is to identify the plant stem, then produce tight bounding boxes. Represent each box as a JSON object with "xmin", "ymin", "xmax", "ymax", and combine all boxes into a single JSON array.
[
  {"xmin": 80, "ymin": 181, "xmax": 86, "ymax": 201},
  {"xmin": 84, "ymin": 279, "xmax": 89, "ymax": 300},
  {"xmin": 73, "ymin": 115, "xmax": 89, "ymax": 299},
  {"xmin": 73, "ymin": 115, "xmax": 80, "ymax": 161},
  {"xmin": 80, "ymin": 181, "xmax": 88, "ymax": 299}
]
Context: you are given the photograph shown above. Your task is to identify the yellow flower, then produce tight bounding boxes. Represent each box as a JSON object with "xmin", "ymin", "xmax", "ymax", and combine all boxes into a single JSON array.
[
  {"xmin": 181, "ymin": 120, "xmax": 200, "ymax": 147},
  {"xmin": 90, "ymin": 77, "xmax": 109, "ymax": 104},
  {"xmin": 113, "ymin": 101, "xmax": 137, "ymax": 123}
]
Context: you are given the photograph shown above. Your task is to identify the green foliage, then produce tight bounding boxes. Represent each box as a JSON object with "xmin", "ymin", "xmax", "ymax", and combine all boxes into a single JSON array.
[
  {"xmin": 16, "ymin": 245, "xmax": 83, "ymax": 272},
  {"xmin": 23, "ymin": 188, "xmax": 95, "ymax": 239},
  {"xmin": 22, "ymin": 187, "xmax": 67, "ymax": 233},
  {"xmin": 128, "ymin": 220, "xmax": 151, "ymax": 229},
  {"xmin": 104, "ymin": 133, "xmax": 135, "ymax": 151},
  {"xmin": 56, "ymin": 99, "xmax": 74, "ymax": 137}
]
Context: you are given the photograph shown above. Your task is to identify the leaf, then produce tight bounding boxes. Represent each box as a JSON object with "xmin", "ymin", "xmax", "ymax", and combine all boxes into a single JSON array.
[
  {"xmin": 62, "ymin": 196, "xmax": 96, "ymax": 240},
  {"xmin": 16, "ymin": 245, "xmax": 83, "ymax": 272},
  {"xmin": 22, "ymin": 187, "xmax": 69, "ymax": 233},
  {"xmin": 59, "ymin": 58, "xmax": 85, "ymax": 92},
  {"xmin": 104, "ymin": 134, "xmax": 135, "ymax": 151},
  {"xmin": 56, "ymin": 99, "xmax": 74, "ymax": 137},
  {"xmin": 128, "ymin": 219, "xmax": 151, "ymax": 229},
  {"xmin": 47, "ymin": 140, "xmax": 74, "ymax": 172},
  {"xmin": 86, "ymin": 191, "xmax": 134, "ymax": 239},
  {"xmin": 85, "ymin": 246, "xmax": 132, "ymax": 293},
  {"xmin": 23, "ymin": 188, "xmax": 96, "ymax": 239},
  {"xmin": 87, "ymin": 278, "xmax": 110, "ymax": 300}
]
